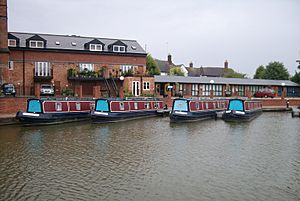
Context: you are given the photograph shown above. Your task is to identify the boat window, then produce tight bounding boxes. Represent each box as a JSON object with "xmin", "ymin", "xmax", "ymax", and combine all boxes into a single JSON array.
[
  {"xmin": 134, "ymin": 102, "xmax": 138, "ymax": 110},
  {"xmin": 205, "ymin": 102, "xmax": 209, "ymax": 109},
  {"xmin": 76, "ymin": 102, "xmax": 81, "ymax": 111},
  {"xmin": 144, "ymin": 102, "xmax": 150, "ymax": 109},
  {"xmin": 28, "ymin": 99, "xmax": 42, "ymax": 113},
  {"xmin": 195, "ymin": 102, "xmax": 199, "ymax": 109},
  {"xmin": 55, "ymin": 102, "xmax": 62, "ymax": 111},
  {"xmin": 173, "ymin": 100, "xmax": 188, "ymax": 111},
  {"xmin": 120, "ymin": 102, "xmax": 125, "ymax": 110},
  {"xmin": 154, "ymin": 102, "xmax": 159, "ymax": 109},
  {"xmin": 95, "ymin": 100, "xmax": 109, "ymax": 112},
  {"xmin": 228, "ymin": 100, "xmax": 244, "ymax": 111}
]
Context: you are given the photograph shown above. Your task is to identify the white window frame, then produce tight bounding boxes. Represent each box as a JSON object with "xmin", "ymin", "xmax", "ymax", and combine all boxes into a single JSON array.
[
  {"xmin": 120, "ymin": 102, "xmax": 125, "ymax": 110},
  {"xmin": 79, "ymin": 63, "xmax": 94, "ymax": 72},
  {"xmin": 34, "ymin": 62, "xmax": 51, "ymax": 76},
  {"xmin": 8, "ymin": 61, "xmax": 13, "ymax": 70},
  {"xmin": 55, "ymin": 102, "xmax": 62, "ymax": 111},
  {"xmin": 29, "ymin": 40, "xmax": 44, "ymax": 48},
  {"xmin": 120, "ymin": 65, "xmax": 132, "ymax": 73},
  {"xmin": 192, "ymin": 84, "xmax": 199, "ymax": 96},
  {"xmin": 113, "ymin": 45, "xmax": 126, "ymax": 52},
  {"xmin": 143, "ymin": 82, "xmax": 150, "ymax": 90},
  {"xmin": 134, "ymin": 102, "xmax": 138, "ymax": 110},
  {"xmin": 89, "ymin": 44, "xmax": 102, "ymax": 51},
  {"xmin": 144, "ymin": 102, "xmax": 150, "ymax": 109},
  {"xmin": 8, "ymin": 39, "xmax": 16, "ymax": 47},
  {"xmin": 76, "ymin": 102, "xmax": 81, "ymax": 111}
]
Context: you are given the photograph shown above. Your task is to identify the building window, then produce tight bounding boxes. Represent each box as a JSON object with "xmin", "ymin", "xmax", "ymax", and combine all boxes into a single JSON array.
[
  {"xmin": 35, "ymin": 62, "xmax": 51, "ymax": 76},
  {"xmin": 79, "ymin": 63, "xmax": 94, "ymax": 72},
  {"xmin": 250, "ymin": 85, "xmax": 263, "ymax": 95},
  {"xmin": 237, "ymin": 85, "xmax": 245, "ymax": 96},
  {"xmin": 8, "ymin": 39, "xmax": 16, "ymax": 47},
  {"xmin": 29, "ymin": 40, "xmax": 44, "ymax": 48},
  {"xmin": 201, "ymin": 84, "xmax": 222, "ymax": 96},
  {"xmin": 8, "ymin": 61, "xmax": 13, "ymax": 70},
  {"xmin": 213, "ymin": 85, "xmax": 223, "ymax": 96},
  {"xmin": 192, "ymin": 84, "xmax": 198, "ymax": 96},
  {"xmin": 143, "ymin": 82, "xmax": 150, "ymax": 90},
  {"xmin": 113, "ymin": 45, "xmax": 125, "ymax": 52},
  {"xmin": 120, "ymin": 65, "xmax": 132, "ymax": 73},
  {"xmin": 89, "ymin": 44, "xmax": 102, "ymax": 51},
  {"xmin": 202, "ymin": 84, "xmax": 210, "ymax": 96}
]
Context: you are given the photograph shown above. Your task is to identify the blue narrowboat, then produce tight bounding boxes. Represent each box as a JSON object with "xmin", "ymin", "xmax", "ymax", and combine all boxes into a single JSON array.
[
  {"xmin": 16, "ymin": 98, "xmax": 94, "ymax": 126},
  {"xmin": 170, "ymin": 98, "xmax": 228, "ymax": 123},
  {"xmin": 91, "ymin": 98, "xmax": 165, "ymax": 123},
  {"xmin": 222, "ymin": 99, "xmax": 262, "ymax": 122}
]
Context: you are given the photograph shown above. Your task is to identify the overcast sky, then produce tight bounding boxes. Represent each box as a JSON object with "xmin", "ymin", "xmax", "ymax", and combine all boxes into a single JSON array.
[{"xmin": 8, "ymin": 0, "xmax": 300, "ymax": 77}]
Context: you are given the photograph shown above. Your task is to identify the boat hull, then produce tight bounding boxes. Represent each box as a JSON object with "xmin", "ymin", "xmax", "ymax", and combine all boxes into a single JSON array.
[
  {"xmin": 222, "ymin": 109, "xmax": 262, "ymax": 122},
  {"xmin": 16, "ymin": 111, "xmax": 90, "ymax": 126},
  {"xmin": 91, "ymin": 110, "xmax": 159, "ymax": 123},
  {"xmin": 170, "ymin": 110, "xmax": 217, "ymax": 123}
]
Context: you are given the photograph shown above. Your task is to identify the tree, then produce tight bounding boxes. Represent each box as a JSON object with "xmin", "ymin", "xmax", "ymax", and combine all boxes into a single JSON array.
[
  {"xmin": 291, "ymin": 71, "xmax": 300, "ymax": 84},
  {"xmin": 253, "ymin": 65, "xmax": 265, "ymax": 79},
  {"xmin": 169, "ymin": 66, "xmax": 184, "ymax": 76},
  {"xmin": 224, "ymin": 68, "xmax": 247, "ymax": 78},
  {"xmin": 263, "ymin": 61, "xmax": 289, "ymax": 80},
  {"xmin": 146, "ymin": 54, "xmax": 160, "ymax": 75}
]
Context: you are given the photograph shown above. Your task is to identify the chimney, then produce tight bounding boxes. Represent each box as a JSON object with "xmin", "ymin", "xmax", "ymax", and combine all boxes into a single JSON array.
[
  {"xmin": 0, "ymin": 0, "xmax": 9, "ymax": 83},
  {"xmin": 224, "ymin": 60, "xmax": 228, "ymax": 69},
  {"xmin": 167, "ymin": 54, "xmax": 172, "ymax": 65},
  {"xmin": 189, "ymin": 62, "xmax": 193, "ymax": 68}
]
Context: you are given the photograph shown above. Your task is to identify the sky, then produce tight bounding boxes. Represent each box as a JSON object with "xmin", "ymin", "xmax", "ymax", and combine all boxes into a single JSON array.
[{"xmin": 7, "ymin": 0, "xmax": 300, "ymax": 77}]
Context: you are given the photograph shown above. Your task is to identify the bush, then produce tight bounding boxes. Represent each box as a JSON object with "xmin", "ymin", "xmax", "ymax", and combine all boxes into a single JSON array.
[{"xmin": 62, "ymin": 88, "xmax": 74, "ymax": 96}]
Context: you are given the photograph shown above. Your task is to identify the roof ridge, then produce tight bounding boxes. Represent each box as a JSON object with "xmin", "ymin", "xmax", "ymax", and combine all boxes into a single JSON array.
[{"xmin": 9, "ymin": 31, "xmax": 138, "ymax": 42}]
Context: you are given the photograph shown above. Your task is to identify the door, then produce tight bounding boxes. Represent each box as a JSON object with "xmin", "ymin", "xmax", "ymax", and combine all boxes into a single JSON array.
[{"xmin": 132, "ymin": 81, "xmax": 140, "ymax": 96}]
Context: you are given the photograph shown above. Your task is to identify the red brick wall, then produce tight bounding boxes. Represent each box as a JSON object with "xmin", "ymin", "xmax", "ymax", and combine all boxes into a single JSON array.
[
  {"xmin": 0, "ymin": 97, "xmax": 28, "ymax": 113},
  {"xmin": 123, "ymin": 76, "xmax": 155, "ymax": 96},
  {"xmin": 7, "ymin": 50, "xmax": 146, "ymax": 95},
  {"xmin": 261, "ymin": 98, "xmax": 300, "ymax": 107}
]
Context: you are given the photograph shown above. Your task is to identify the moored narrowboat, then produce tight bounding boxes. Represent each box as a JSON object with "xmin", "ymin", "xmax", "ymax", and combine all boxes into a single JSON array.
[
  {"xmin": 170, "ymin": 98, "xmax": 228, "ymax": 123},
  {"xmin": 222, "ymin": 99, "xmax": 262, "ymax": 122},
  {"xmin": 16, "ymin": 98, "xmax": 94, "ymax": 125},
  {"xmin": 91, "ymin": 98, "xmax": 165, "ymax": 123}
]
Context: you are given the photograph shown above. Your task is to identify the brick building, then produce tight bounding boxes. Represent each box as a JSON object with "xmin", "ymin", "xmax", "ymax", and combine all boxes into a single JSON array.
[{"xmin": 0, "ymin": 0, "xmax": 155, "ymax": 98}]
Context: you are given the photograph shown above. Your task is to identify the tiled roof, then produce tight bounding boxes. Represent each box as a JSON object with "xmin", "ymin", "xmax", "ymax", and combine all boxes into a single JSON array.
[
  {"xmin": 186, "ymin": 67, "xmax": 224, "ymax": 77},
  {"xmin": 154, "ymin": 75, "xmax": 299, "ymax": 87},
  {"xmin": 8, "ymin": 32, "xmax": 146, "ymax": 54},
  {"xmin": 155, "ymin": 59, "xmax": 171, "ymax": 73}
]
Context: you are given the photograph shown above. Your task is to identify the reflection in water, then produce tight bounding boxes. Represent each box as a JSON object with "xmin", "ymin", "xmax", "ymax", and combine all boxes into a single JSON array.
[{"xmin": 0, "ymin": 113, "xmax": 300, "ymax": 201}]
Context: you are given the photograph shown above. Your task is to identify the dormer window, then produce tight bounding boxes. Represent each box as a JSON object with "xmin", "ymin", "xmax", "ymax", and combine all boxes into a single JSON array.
[
  {"xmin": 29, "ymin": 40, "xmax": 44, "ymax": 48},
  {"xmin": 113, "ymin": 45, "xmax": 125, "ymax": 53},
  {"xmin": 8, "ymin": 39, "xmax": 16, "ymax": 47},
  {"xmin": 90, "ymin": 44, "xmax": 102, "ymax": 51}
]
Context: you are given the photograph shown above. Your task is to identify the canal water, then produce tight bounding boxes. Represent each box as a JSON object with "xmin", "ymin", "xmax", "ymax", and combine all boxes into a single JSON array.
[{"xmin": 0, "ymin": 112, "xmax": 299, "ymax": 201}]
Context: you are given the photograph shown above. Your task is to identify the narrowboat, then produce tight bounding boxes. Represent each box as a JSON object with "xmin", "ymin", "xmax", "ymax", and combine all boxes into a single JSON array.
[
  {"xmin": 16, "ymin": 98, "xmax": 94, "ymax": 125},
  {"xmin": 91, "ymin": 98, "xmax": 165, "ymax": 123},
  {"xmin": 222, "ymin": 99, "xmax": 262, "ymax": 122},
  {"xmin": 169, "ymin": 98, "xmax": 228, "ymax": 123}
]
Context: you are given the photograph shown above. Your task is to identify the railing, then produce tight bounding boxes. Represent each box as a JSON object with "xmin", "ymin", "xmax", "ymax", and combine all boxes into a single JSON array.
[{"xmin": 33, "ymin": 68, "xmax": 53, "ymax": 82}]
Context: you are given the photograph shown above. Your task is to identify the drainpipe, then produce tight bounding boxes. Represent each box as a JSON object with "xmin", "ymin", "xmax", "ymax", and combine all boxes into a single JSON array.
[{"xmin": 22, "ymin": 50, "xmax": 25, "ymax": 95}]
